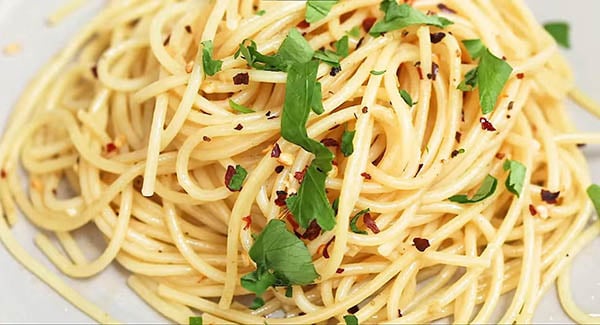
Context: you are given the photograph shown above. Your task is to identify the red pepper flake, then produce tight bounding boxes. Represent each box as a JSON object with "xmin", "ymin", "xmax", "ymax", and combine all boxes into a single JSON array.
[
  {"xmin": 398, "ymin": 309, "xmax": 403, "ymax": 317},
  {"xmin": 233, "ymin": 72, "xmax": 250, "ymax": 85},
  {"xmin": 479, "ymin": 117, "xmax": 496, "ymax": 131},
  {"xmin": 347, "ymin": 305, "xmax": 360, "ymax": 314},
  {"xmin": 286, "ymin": 213, "xmax": 300, "ymax": 231},
  {"xmin": 356, "ymin": 37, "xmax": 364, "ymax": 48},
  {"xmin": 507, "ymin": 101, "xmax": 514, "ymax": 110},
  {"xmin": 541, "ymin": 189, "xmax": 560, "ymax": 204},
  {"xmin": 320, "ymin": 138, "xmax": 339, "ymax": 147},
  {"xmin": 271, "ymin": 143, "xmax": 282, "ymax": 158},
  {"xmin": 330, "ymin": 66, "xmax": 342, "ymax": 76},
  {"xmin": 336, "ymin": 268, "xmax": 345, "ymax": 274},
  {"xmin": 495, "ymin": 152, "xmax": 506, "ymax": 160},
  {"xmin": 361, "ymin": 172, "xmax": 372, "ymax": 180},
  {"xmin": 362, "ymin": 17, "xmax": 376, "ymax": 32},
  {"xmin": 455, "ymin": 131, "xmax": 462, "ymax": 143},
  {"xmin": 362, "ymin": 106, "xmax": 369, "ymax": 114},
  {"xmin": 430, "ymin": 32, "xmax": 446, "ymax": 44},
  {"xmin": 294, "ymin": 167, "xmax": 308, "ymax": 183},
  {"xmin": 297, "ymin": 20, "xmax": 310, "ymax": 29},
  {"xmin": 224, "ymin": 165, "xmax": 236, "ymax": 190},
  {"xmin": 415, "ymin": 163, "xmax": 424, "ymax": 177},
  {"xmin": 413, "ymin": 237, "xmax": 430, "ymax": 252},
  {"xmin": 516, "ymin": 73, "xmax": 525, "ymax": 79},
  {"xmin": 163, "ymin": 34, "xmax": 171, "ymax": 46},
  {"xmin": 302, "ymin": 220, "xmax": 322, "ymax": 240},
  {"xmin": 437, "ymin": 3, "xmax": 457, "ymax": 14},
  {"xmin": 203, "ymin": 136, "xmax": 212, "ymax": 142},
  {"xmin": 577, "ymin": 143, "xmax": 587, "ymax": 148},
  {"xmin": 91, "ymin": 65, "xmax": 98, "ymax": 79},
  {"xmin": 427, "ymin": 62, "xmax": 439, "ymax": 81},
  {"xmin": 451, "ymin": 150, "xmax": 461, "ymax": 158},
  {"xmin": 242, "ymin": 215, "xmax": 252, "ymax": 230},
  {"xmin": 275, "ymin": 165, "xmax": 284, "ymax": 174},
  {"xmin": 363, "ymin": 213, "xmax": 380, "ymax": 234},
  {"xmin": 185, "ymin": 25, "xmax": 192, "ymax": 34},
  {"xmin": 106, "ymin": 142, "xmax": 117, "ymax": 153},
  {"xmin": 322, "ymin": 236, "xmax": 335, "ymax": 258},
  {"xmin": 528, "ymin": 204, "xmax": 538, "ymax": 216},
  {"xmin": 1, "ymin": 169, "xmax": 6, "ymax": 179},
  {"xmin": 274, "ymin": 190, "xmax": 288, "ymax": 206},
  {"xmin": 234, "ymin": 123, "xmax": 244, "ymax": 131},
  {"xmin": 415, "ymin": 61, "xmax": 424, "ymax": 80}
]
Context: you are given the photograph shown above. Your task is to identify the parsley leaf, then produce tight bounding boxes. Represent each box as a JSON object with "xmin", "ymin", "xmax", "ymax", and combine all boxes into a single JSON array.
[
  {"xmin": 226, "ymin": 165, "xmax": 248, "ymax": 191},
  {"xmin": 241, "ymin": 220, "xmax": 319, "ymax": 296},
  {"xmin": 344, "ymin": 315, "xmax": 359, "ymax": 325},
  {"xmin": 350, "ymin": 209, "xmax": 370, "ymax": 235},
  {"xmin": 189, "ymin": 316, "xmax": 203, "ymax": 325},
  {"xmin": 229, "ymin": 99, "xmax": 255, "ymax": 114},
  {"xmin": 399, "ymin": 89, "xmax": 416, "ymax": 107},
  {"xmin": 503, "ymin": 160, "xmax": 526, "ymax": 197},
  {"xmin": 341, "ymin": 127, "xmax": 355, "ymax": 157},
  {"xmin": 544, "ymin": 22, "xmax": 570, "ymax": 49},
  {"xmin": 449, "ymin": 174, "xmax": 498, "ymax": 204},
  {"xmin": 256, "ymin": 9, "xmax": 266, "ymax": 16},
  {"xmin": 278, "ymin": 28, "xmax": 315, "ymax": 67},
  {"xmin": 457, "ymin": 68, "xmax": 478, "ymax": 92},
  {"xmin": 370, "ymin": 70, "xmax": 386, "ymax": 75},
  {"xmin": 587, "ymin": 184, "xmax": 600, "ymax": 216},
  {"xmin": 347, "ymin": 26, "xmax": 361, "ymax": 38},
  {"xmin": 462, "ymin": 39, "xmax": 486, "ymax": 59},
  {"xmin": 281, "ymin": 61, "xmax": 336, "ymax": 230},
  {"xmin": 201, "ymin": 40, "xmax": 223, "ymax": 76},
  {"xmin": 306, "ymin": 0, "xmax": 338, "ymax": 23},
  {"xmin": 313, "ymin": 35, "xmax": 349, "ymax": 68},
  {"xmin": 250, "ymin": 297, "xmax": 265, "ymax": 310},
  {"xmin": 335, "ymin": 35, "xmax": 349, "ymax": 58},
  {"xmin": 369, "ymin": 1, "xmax": 453, "ymax": 36}
]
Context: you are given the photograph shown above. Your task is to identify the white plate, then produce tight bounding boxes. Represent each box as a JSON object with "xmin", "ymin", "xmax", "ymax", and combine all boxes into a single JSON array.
[{"xmin": 0, "ymin": 1, "xmax": 599, "ymax": 323}]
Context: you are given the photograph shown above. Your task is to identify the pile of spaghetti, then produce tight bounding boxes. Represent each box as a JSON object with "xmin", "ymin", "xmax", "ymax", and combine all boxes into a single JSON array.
[{"xmin": 2, "ymin": 0, "xmax": 600, "ymax": 323}]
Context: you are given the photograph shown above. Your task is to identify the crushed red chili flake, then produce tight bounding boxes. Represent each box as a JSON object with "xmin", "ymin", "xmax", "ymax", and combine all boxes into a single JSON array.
[
  {"xmin": 203, "ymin": 136, "xmax": 212, "ymax": 142},
  {"xmin": 495, "ymin": 152, "xmax": 506, "ymax": 160},
  {"xmin": 451, "ymin": 150, "xmax": 461, "ymax": 158},
  {"xmin": 242, "ymin": 215, "xmax": 252, "ymax": 230},
  {"xmin": 295, "ymin": 167, "xmax": 308, "ymax": 183},
  {"xmin": 430, "ymin": 32, "xmax": 446, "ymax": 44},
  {"xmin": 356, "ymin": 37, "xmax": 364, "ymax": 48},
  {"xmin": 529, "ymin": 204, "xmax": 538, "ymax": 216},
  {"xmin": 224, "ymin": 165, "xmax": 236, "ymax": 190},
  {"xmin": 541, "ymin": 189, "xmax": 560, "ymax": 204},
  {"xmin": 163, "ymin": 34, "xmax": 171, "ymax": 46},
  {"xmin": 413, "ymin": 237, "xmax": 430, "ymax": 252},
  {"xmin": 361, "ymin": 172, "xmax": 372, "ymax": 180},
  {"xmin": 234, "ymin": 123, "xmax": 244, "ymax": 130},
  {"xmin": 330, "ymin": 66, "xmax": 342, "ymax": 76},
  {"xmin": 275, "ymin": 165, "xmax": 284, "ymax": 174},
  {"xmin": 507, "ymin": 101, "xmax": 514, "ymax": 110},
  {"xmin": 347, "ymin": 305, "xmax": 360, "ymax": 314},
  {"xmin": 286, "ymin": 213, "xmax": 300, "ymax": 231},
  {"xmin": 106, "ymin": 142, "xmax": 117, "ymax": 153},
  {"xmin": 320, "ymin": 138, "xmax": 339, "ymax": 147},
  {"xmin": 297, "ymin": 20, "xmax": 310, "ymax": 29},
  {"xmin": 415, "ymin": 61, "xmax": 424, "ymax": 80},
  {"xmin": 271, "ymin": 143, "xmax": 282, "ymax": 158},
  {"xmin": 302, "ymin": 220, "xmax": 322, "ymax": 240},
  {"xmin": 362, "ymin": 17, "xmax": 376, "ymax": 32},
  {"xmin": 185, "ymin": 25, "xmax": 192, "ymax": 33},
  {"xmin": 398, "ymin": 309, "xmax": 403, "ymax": 317},
  {"xmin": 323, "ymin": 236, "xmax": 335, "ymax": 258},
  {"xmin": 437, "ymin": 3, "xmax": 457, "ymax": 14},
  {"xmin": 233, "ymin": 72, "xmax": 250, "ymax": 85},
  {"xmin": 1, "ymin": 169, "xmax": 6, "ymax": 179},
  {"xmin": 415, "ymin": 163, "xmax": 424, "ymax": 177},
  {"xmin": 363, "ymin": 213, "xmax": 380, "ymax": 234},
  {"xmin": 479, "ymin": 117, "xmax": 496, "ymax": 131},
  {"xmin": 336, "ymin": 268, "xmax": 345, "ymax": 274},
  {"xmin": 91, "ymin": 66, "xmax": 98, "ymax": 78},
  {"xmin": 427, "ymin": 62, "xmax": 439, "ymax": 81},
  {"xmin": 577, "ymin": 143, "xmax": 587, "ymax": 148},
  {"xmin": 362, "ymin": 106, "xmax": 369, "ymax": 114},
  {"xmin": 274, "ymin": 190, "xmax": 288, "ymax": 206},
  {"xmin": 455, "ymin": 131, "xmax": 462, "ymax": 143},
  {"xmin": 516, "ymin": 73, "xmax": 525, "ymax": 79}
]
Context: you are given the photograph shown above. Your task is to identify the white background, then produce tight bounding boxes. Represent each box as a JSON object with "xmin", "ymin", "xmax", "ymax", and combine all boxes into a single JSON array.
[{"xmin": 0, "ymin": 0, "xmax": 599, "ymax": 323}]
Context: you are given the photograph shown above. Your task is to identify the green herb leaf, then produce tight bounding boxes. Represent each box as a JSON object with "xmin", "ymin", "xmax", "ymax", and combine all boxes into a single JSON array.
[
  {"xmin": 227, "ymin": 165, "xmax": 248, "ymax": 191},
  {"xmin": 350, "ymin": 209, "xmax": 370, "ymax": 235},
  {"xmin": 462, "ymin": 39, "xmax": 486, "ymax": 59},
  {"xmin": 281, "ymin": 61, "xmax": 336, "ymax": 230},
  {"xmin": 399, "ymin": 89, "xmax": 416, "ymax": 107},
  {"xmin": 347, "ymin": 26, "xmax": 361, "ymax": 38},
  {"xmin": 457, "ymin": 68, "xmax": 478, "ymax": 91},
  {"xmin": 544, "ymin": 22, "xmax": 570, "ymax": 49},
  {"xmin": 449, "ymin": 174, "xmax": 498, "ymax": 204},
  {"xmin": 279, "ymin": 29, "xmax": 315, "ymax": 67},
  {"xmin": 341, "ymin": 128, "xmax": 356, "ymax": 157},
  {"xmin": 240, "ymin": 220, "xmax": 319, "ymax": 296},
  {"xmin": 369, "ymin": 1, "xmax": 453, "ymax": 36},
  {"xmin": 370, "ymin": 70, "xmax": 386, "ymax": 75},
  {"xmin": 285, "ymin": 286, "xmax": 293, "ymax": 298},
  {"xmin": 587, "ymin": 184, "xmax": 600, "ymax": 216},
  {"xmin": 503, "ymin": 160, "xmax": 526, "ymax": 197},
  {"xmin": 201, "ymin": 40, "xmax": 223, "ymax": 76},
  {"xmin": 250, "ymin": 297, "xmax": 265, "ymax": 310},
  {"xmin": 335, "ymin": 35, "xmax": 349, "ymax": 58},
  {"xmin": 332, "ymin": 197, "xmax": 340, "ymax": 214},
  {"xmin": 478, "ymin": 49, "xmax": 512, "ymax": 114},
  {"xmin": 189, "ymin": 316, "xmax": 203, "ymax": 325},
  {"xmin": 306, "ymin": 0, "xmax": 338, "ymax": 23},
  {"xmin": 256, "ymin": 9, "xmax": 266, "ymax": 16},
  {"xmin": 344, "ymin": 314, "xmax": 359, "ymax": 325},
  {"xmin": 313, "ymin": 50, "xmax": 340, "ymax": 67},
  {"xmin": 229, "ymin": 99, "xmax": 255, "ymax": 114}
]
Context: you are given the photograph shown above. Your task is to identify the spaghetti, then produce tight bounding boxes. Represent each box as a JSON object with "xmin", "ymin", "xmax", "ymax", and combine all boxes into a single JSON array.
[{"xmin": 1, "ymin": 0, "xmax": 599, "ymax": 323}]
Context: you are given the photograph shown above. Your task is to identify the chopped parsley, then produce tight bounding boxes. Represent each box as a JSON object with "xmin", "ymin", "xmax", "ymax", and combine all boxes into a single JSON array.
[
  {"xmin": 370, "ymin": 70, "xmax": 386, "ymax": 75},
  {"xmin": 350, "ymin": 209, "xmax": 370, "ymax": 235},
  {"xmin": 313, "ymin": 35, "xmax": 349, "ymax": 67},
  {"xmin": 225, "ymin": 165, "xmax": 248, "ymax": 192},
  {"xmin": 201, "ymin": 40, "xmax": 223, "ymax": 76},
  {"xmin": 229, "ymin": 99, "xmax": 255, "ymax": 114},
  {"xmin": 449, "ymin": 174, "xmax": 498, "ymax": 204},
  {"xmin": 587, "ymin": 184, "xmax": 600, "ymax": 216},
  {"xmin": 503, "ymin": 160, "xmax": 526, "ymax": 197},
  {"xmin": 240, "ymin": 220, "xmax": 319, "ymax": 296},
  {"xmin": 347, "ymin": 26, "xmax": 361, "ymax": 38},
  {"xmin": 256, "ymin": 9, "xmax": 266, "ymax": 16},
  {"xmin": 543, "ymin": 22, "xmax": 570, "ymax": 49},
  {"xmin": 341, "ymin": 127, "xmax": 356, "ymax": 157},
  {"xmin": 344, "ymin": 314, "xmax": 359, "ymax": 325},
  {"xmin": 399, "ymin": 89, "xmax": 416, "ymax": 107},
  {"xmin": 305, "ymin": 0, "xmax": 338, "ymax": 23},
  {"xmin": 250, "ymin": 297, "xmax": 265, "ymax": 310},
  {"xmin": 189, "ymin": 316, "xmax": 203, "ymax": 325},
  {"xmin": 369, "ymin": 0, "xmax": 453, "ymax": 36},
  {"xmin": 236, "ymin": 29, "xmax": 314, "ymax": 71}
]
